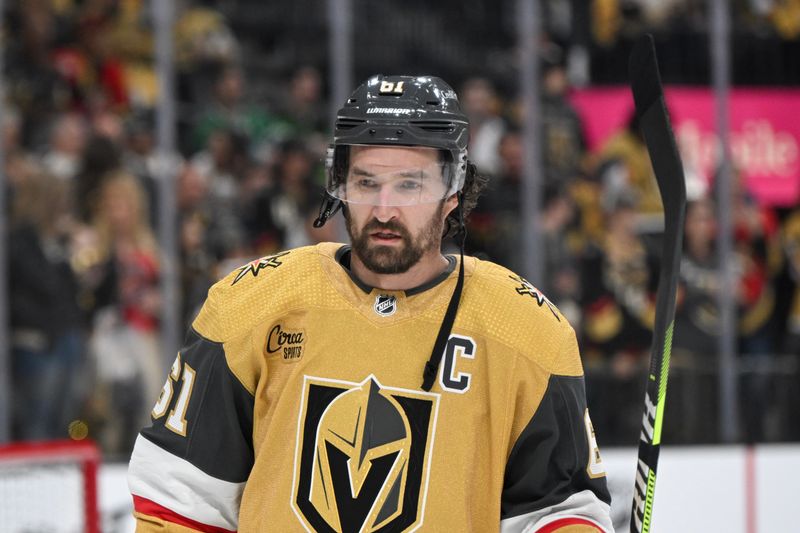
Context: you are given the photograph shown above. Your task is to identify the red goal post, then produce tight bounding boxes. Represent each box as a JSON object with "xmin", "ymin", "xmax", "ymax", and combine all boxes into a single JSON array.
[{"xmin": 0, "ymin": 439, "xmax": 100, "ymax": 533}]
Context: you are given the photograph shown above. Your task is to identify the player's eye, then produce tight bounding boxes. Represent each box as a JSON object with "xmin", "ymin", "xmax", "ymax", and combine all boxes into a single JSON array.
[
  {"xmin": 355, "ymin": 178, "xmax": 378, "ymax": 190},
  {"xmin": 398, "ymin": 179, "xmax": 422, "ymax": 192}
]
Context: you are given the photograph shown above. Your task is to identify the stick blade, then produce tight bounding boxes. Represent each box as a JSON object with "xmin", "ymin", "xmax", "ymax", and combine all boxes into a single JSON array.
[
  {"xmin": 628, "ymin": 33, "xmax": 687, "ymax": 220},
  {"xmin": 629, "ymin": 34, "xmax": 663, "ymax": 114}
]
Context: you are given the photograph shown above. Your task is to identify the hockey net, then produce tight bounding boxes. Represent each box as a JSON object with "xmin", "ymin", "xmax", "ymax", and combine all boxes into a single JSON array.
[{"xmin": 0, "ymin": 439, "xmax": 100, "ymax": 533}]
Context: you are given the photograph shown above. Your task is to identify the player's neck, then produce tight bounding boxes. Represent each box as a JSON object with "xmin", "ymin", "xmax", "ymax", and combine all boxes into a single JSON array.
[{"xmin": 350, "ymin": 249, "xmax": 451, "ymax": 292}]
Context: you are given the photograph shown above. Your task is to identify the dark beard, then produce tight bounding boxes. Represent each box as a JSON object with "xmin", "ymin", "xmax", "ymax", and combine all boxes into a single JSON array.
[{"xmin": 347, "ymin": 206, "xmax": 444, "ymax": 274}]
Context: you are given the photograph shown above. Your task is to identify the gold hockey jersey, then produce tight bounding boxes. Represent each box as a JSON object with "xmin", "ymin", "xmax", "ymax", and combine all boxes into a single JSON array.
[{"xmin": 128, "ymin": 243, "xmax": 612, "ymax": 532}]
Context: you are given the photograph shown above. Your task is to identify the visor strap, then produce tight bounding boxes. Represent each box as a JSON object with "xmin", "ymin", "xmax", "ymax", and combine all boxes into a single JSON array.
[{"xmin": 421, "ymin": 196, "xmax": 466, "ymax": 392}]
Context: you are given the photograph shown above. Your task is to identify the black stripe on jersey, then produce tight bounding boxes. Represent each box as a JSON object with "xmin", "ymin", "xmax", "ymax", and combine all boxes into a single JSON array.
[
  {"xmin": 140, "ymin": 328, "xmax": 255, "ymax": 483},
  {"xmin": 501, "ymin": 375, "xmax": 611, "ymax": 520}
]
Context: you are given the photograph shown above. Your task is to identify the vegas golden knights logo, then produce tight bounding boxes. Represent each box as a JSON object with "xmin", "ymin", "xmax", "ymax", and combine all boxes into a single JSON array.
[{"xmin": 291, "ymin": 375, "xmax": 439, "ymax": 532}]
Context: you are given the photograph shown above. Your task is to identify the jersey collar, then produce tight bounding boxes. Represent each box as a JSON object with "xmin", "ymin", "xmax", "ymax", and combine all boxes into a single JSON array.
[{"xmin": 335, "ymin": 245, "xmax": 457, "ymax": 296}]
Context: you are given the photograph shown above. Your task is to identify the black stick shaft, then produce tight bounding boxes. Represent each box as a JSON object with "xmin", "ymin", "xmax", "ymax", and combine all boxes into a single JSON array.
[{"xmin": 628, "ymin": 34, "xmax": 687, "ymax": 533}]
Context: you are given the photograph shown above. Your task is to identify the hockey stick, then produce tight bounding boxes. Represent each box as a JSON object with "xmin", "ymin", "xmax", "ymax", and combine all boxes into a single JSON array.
[{"xmin": 628, "ymin": 34, "xmax": 687, "ymax": 533}]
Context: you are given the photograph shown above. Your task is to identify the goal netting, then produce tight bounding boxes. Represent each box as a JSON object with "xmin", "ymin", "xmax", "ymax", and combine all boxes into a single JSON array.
[{"xmin": 0, "ymin": 440, "xmax": 100, "ymax": 533}]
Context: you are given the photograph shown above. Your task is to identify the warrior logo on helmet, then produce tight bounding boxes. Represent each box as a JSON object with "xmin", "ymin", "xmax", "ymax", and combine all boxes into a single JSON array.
[{"xmin": 291, "ymin": 375, "xmax": 439, "ymax": 532}]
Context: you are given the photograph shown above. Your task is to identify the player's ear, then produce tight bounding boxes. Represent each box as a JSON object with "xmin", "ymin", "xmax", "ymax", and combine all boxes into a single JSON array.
[{"xmin": 443, "ymin": 193, "xmax": 459, "ymax": 218}]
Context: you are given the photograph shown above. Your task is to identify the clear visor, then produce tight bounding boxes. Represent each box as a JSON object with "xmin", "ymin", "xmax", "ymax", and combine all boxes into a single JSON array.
[{"xmin": 326, "ymin": 146, "xmax": 464, "ymax": 207}]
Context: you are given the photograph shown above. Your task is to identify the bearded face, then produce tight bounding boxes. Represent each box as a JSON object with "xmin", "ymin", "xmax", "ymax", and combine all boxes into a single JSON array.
[
  {"xmin": 346, "ymin": 202, "xmax": 446, "ymax": 274},
  {"xmin": 342, "ymin": 145, "xmax": 457, "ymax": 277}
]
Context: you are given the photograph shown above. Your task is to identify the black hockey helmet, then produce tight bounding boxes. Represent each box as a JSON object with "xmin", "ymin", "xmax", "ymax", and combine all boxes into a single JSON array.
[{"xmin": 314, "ymin": 75, "xmax": 470, "ymax": 225}]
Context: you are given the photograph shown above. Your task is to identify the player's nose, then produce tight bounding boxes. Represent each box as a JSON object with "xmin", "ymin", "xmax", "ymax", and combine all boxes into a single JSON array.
[
  {"xmin": 372, "ymin": 202, "xmax": 398, "ymax": 222},
  {"xmin": 371, "ymin": 187, "xmax": 400, "ymax": 221}
]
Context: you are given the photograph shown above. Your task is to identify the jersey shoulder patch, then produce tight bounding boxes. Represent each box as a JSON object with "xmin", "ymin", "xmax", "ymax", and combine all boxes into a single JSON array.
[
  {"xmin": 468, "ymin": 259, "xmax": 564, "ymax": 321},
  {"xmin": 460, "ymin": 258, "xmax": 583, "ymax": 377},
  {"xmin": 229, "ymin": 251, "xmax": 292, "ymax": 286},
  {"xmin": 505, "ymin": 272, "xmax": 561, "ymax": 322},
  {"xmin": 193, "ymin": 244, "xmax": 341, "ymax": 342}
]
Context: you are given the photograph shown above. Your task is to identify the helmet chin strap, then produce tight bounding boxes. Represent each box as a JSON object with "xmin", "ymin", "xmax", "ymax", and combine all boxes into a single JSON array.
[
  {"xmin": 313, "ymin": 193, "xmax": 343, "ymax": 228},
  {"xmin": 421, "ymin": 192, "xmax": 466, "ymax": 391}
]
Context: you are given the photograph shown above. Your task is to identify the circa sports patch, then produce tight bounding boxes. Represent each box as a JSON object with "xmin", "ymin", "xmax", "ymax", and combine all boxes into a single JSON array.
[
  {"xmin": 291, "ymin": 375, "xmax": 439, "ymax": 533},
  {"xmin": 264, "ymin": 323, "xmax": 306, "ymax": 362}
]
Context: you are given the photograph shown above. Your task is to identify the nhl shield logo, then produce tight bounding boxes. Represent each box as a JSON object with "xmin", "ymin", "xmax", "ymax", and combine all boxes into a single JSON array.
[
  {"xmin": 291, "ymin": 375, "xmax": 439, "ymax": 532},
  {"xmin": 374, "ymin": 294, "xmax": 397, "ymax": 316}
]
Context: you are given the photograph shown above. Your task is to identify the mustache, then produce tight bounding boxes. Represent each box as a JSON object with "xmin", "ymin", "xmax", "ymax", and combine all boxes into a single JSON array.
[{"xmin": 362, "ymin": 219, "xmax": 410, "ymax": 238}]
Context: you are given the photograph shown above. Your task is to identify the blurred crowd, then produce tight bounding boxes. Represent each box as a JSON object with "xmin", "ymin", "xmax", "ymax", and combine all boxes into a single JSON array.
[
  {"xmin": 2, "ymin": 0, "xmax": 800, "ymax": 457},
  {"xmin": 4, "ymin": 0, "xmax": 335, "ymax": 456},
  {"xmin": 460, "ymin": 58, "xmax": 800, "ymax": 446}
]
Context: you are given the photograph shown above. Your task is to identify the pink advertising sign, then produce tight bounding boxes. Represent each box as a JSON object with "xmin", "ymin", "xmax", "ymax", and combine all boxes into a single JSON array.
[{"xmin": 569, "ymin": 87, "xmax": 800, "ymax": 206}]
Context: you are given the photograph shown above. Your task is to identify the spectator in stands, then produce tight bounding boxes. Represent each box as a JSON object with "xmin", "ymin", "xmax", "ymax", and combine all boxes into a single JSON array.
[
  {"xmin": 88, "ymin": 102, "xmax": 127, "ymax": 146},
  {"xmin": 50, "ymin": 3, "xmax": 130, "ymax": 114},
  {"xmin": 781, "ymin": 208, "xmax": 800, "ymax": 355},
  {"xmin": 465, "ymin": 128, "xmax": 523, "ymax": 271},
  {"xmin": 725, "ymin": 171, "xmax": 782, "ymax": 442},
  {"xmin": 175, "ymin": 5, "xmax": 241, "ymax": 106},
  {"xmin": 769, "ymin": 0, "xmax": 800, "ymax": 40},
  {"xmin": 190, "ymin": 128, "xmax": 250, "ymax": 260},
  {"xmin": 540, "ymin": 185, "xmax": 583, "ymax": 327},
  {"xmin": 5, "ymin": 2, "xmax": 72, "ymax": 149},
  {"xmin": 779, "ymin": 206, "xmax": 800, "ymax": 441},
  {"xmin": 121, "ymin": 111, "xmax": 160, "ymax": 226},
  {"xmin": 726, "ymin": 173, "xmax": 781, "ymax": 356},
  {"xmin": 75, "ymin": 134, "xmax": 123, "ymax": 223},
  {"xmin": 2, "ymin": 108, "xmax": 23, "ymax": 155},
  {"xmin": 191, "ymin": 63, "xmax": 286, "ymax": 156},
  {"xmin": 3, "ymin": 150, "xmax": 39, "ymax": 194},
  {"xmin": 79, "ymin": 172, "xmax": 162, "ymax": 456},
  {"xmin": 41, "ymin": 112, "xmax": 88, "ymax": 182},
  {"xmin": 670, "ymin": 178, "xmax": 785, "ymax": 443},
  {"xmin": 9, "ymin": 168, "xmax": 86, "ymax": 441},
  {"xmin": 275, "ymin": 65, "xmax": 328, "ymax": 141},
  {"xmin": 593, "ymin": 112, "xmax": 663, "ymax": 232},
  {"xmin": 177, "ymin": 162, "xmax": 219, "ymax": 326},
  {"xmin": 540, "ymin": 45, "xmax": 588, "ymax": 189},
  {"xmin": 579, "ymin": 193, "xmax": 657, "ymax": 445},
  {"xmin": 245, "ymin": 138, "xmax": 323, "ymax": 255},
  {"xmin": 670, "ymin": 197, "xmax": 722, "ymax": 443},
  {"xmin": 460, "ymin": 77, "xmax": 507, "ymax": 176},
  {"xmin": 103, "ymin": 0, "xmax": 158, "ymax": 109},
  {"xmin": 674, "ymin": 197, "xmax": 720, "ymax": 357}
]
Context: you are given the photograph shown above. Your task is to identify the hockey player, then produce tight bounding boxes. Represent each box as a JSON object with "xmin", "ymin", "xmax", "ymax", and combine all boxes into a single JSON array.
[{"xmin": 128, "ymin": 75, "xmax": 612, "ymax": 532}]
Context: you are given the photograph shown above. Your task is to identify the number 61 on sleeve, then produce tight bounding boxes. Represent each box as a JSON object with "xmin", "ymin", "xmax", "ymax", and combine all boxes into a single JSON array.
[{"xmin": 151, "ymin": 353, "xmax": 197, "ymax": 437}]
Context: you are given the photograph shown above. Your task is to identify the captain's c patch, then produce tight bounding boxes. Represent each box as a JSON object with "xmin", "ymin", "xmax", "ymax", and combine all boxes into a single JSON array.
[{"xmin": 291, "ymin": 375, "xmax": 439, "ymax": 532}]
